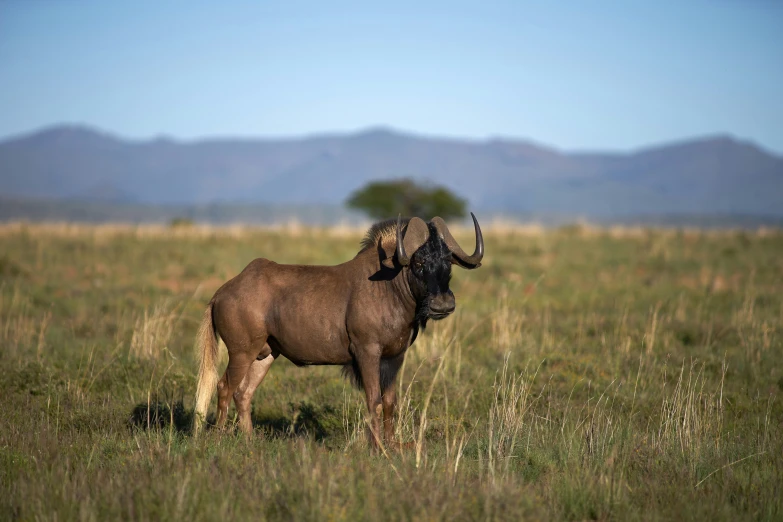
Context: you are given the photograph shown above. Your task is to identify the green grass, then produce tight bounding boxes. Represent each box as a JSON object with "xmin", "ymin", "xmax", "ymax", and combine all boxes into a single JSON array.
[{"xmin": 1, "ymin": 222, "xmax": 781, "ymax": 521}]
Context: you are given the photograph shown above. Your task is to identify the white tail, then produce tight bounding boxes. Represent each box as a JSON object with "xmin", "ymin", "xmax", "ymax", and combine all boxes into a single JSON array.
[{"xmin": 193, "ymin": 303, "xmax": 219, "ymax": 435}]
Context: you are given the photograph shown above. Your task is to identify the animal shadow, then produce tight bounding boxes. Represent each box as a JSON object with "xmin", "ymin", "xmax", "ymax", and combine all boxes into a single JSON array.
[
  {"xmin": 252, "ymin": 401, "xmax": 341, "ymax": 441},
  {"xmin": 128, "ymin": 399, "xmax": 341, "ymax": 441},
  {"xmin": 128, "ymin": 399, "xmax": 193, "ymax": 434}
]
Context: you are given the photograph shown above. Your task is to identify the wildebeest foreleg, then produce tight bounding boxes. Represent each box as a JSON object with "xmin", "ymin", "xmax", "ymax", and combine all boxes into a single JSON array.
[
  {"xmin": 355, "ymin": 347, "xmax": 383, "ymax": 450},
  {"xmin": 380, "ymin": 353, "xmax": 405, "ymax": 446},
  {"xmin": 382, "ymin": 385, "xmax": 397, "ymax": 444},
  {"xmin": 234, "ymin": 352, "xmax": 275, "ymax": 435}
]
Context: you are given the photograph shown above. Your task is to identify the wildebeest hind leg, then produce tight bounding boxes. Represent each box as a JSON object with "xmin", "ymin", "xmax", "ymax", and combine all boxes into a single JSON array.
[
  {"xmin": 215, "ymin": 349, "xmax": 256, "ymax": 430},
  {"xmin": 234, "ymin": 348, "xmax": 275, "ymax": 436},
  {"xmin": 215, "ymin": 371, "xmax": 230, "ymax": 429}
]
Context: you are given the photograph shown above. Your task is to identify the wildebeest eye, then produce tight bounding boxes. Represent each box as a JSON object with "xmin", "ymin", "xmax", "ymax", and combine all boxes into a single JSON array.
[{"xmin": 414, "ymin": 260, "xmax": 424, "ymax": 270}]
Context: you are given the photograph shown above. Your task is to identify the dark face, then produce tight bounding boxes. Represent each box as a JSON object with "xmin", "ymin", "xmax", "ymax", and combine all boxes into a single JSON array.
[{"xmin": 408, "ymin": 226, "xmax": 456, "ymax": 321}]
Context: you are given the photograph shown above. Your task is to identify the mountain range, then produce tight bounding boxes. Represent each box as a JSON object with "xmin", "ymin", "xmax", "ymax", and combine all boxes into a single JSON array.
[{"xmin": 1, "ymin": 124, "xmax": 781, "ymax": 219}]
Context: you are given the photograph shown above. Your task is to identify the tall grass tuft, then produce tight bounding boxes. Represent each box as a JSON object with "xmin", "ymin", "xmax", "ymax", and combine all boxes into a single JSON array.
[{"xmin": 129, "ymin": 301, "xmax": 181, "ymax": 360}]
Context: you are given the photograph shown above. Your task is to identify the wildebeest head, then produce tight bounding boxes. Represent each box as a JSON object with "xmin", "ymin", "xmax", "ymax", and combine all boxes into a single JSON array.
[{"xmin": 394, "ymin": 213, "xmax": 484, "ymax": 321}]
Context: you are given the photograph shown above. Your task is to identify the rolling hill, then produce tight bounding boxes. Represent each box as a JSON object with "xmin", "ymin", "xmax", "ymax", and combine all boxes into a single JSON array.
[{"xmin": 1, "ymin": 125, "xmax": 781, "ymax": 219}]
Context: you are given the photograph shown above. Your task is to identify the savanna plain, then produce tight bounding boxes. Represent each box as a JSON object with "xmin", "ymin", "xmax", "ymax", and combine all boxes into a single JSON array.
[{"xmin": 1, "ymin": 221, "xmax": 781, "ymax": 521}]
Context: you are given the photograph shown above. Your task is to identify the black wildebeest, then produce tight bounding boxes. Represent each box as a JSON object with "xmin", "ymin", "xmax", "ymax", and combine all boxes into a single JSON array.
[{"xmin": 193, "ymin": 214, "xmax": 484, "ymax": 448}]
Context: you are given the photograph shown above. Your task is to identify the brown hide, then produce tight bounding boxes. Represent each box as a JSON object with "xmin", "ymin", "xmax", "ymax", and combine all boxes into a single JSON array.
[{"xmin": 211, "ymin": 248, "xmax": 416, "ymax": 367}]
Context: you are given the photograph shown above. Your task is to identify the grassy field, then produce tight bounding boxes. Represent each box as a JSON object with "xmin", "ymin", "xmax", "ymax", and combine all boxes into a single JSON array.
[{"xmin": 1, "ymin": 221, "xmax": 781, "ymax": 521}]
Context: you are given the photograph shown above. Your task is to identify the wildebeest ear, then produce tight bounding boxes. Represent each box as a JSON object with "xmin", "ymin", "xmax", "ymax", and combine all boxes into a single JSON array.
[
  {"xmin": 402, "ymin": 217, "xmax": 430, "ymax": 258},
  {"xmin": 376, "ymin": 243, "xmax": 396, "ymax": 269}
]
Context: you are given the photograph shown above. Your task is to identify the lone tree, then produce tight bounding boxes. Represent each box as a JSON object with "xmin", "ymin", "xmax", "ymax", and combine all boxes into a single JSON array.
[{"xmin": 346, "ymin": 178, "xmax": 466, "ymax": 220}]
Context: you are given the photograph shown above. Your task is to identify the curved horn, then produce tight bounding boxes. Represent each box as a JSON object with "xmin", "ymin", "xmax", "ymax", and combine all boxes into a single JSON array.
[
  {"xmin": 396, "ymin": 214, "xmax": 408, "ymax": 265},
  {"xmin": 396, "ymin": 215, "xmax": 430, "ymax": 266},
  {"xmin": 431, "ymin": 212, "xmax": 484, "ymax": 268}
]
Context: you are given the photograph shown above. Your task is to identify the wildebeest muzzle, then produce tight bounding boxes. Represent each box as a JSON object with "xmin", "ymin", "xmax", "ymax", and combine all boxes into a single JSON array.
[{"xmin": 428, "ymin": 292, "xmax": 456, "ymax": 319}]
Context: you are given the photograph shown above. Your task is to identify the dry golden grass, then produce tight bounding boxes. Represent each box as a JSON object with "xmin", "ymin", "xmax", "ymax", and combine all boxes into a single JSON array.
[{"xmin": 0, "ymin": 222, "xmax": 781, "ymax": 520}]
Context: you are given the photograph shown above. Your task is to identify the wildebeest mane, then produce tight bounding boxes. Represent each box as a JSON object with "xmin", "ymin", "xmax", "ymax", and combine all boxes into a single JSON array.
[{"xmin": 358, "ymin": 217, "xmax": 412, "ymax": 254}]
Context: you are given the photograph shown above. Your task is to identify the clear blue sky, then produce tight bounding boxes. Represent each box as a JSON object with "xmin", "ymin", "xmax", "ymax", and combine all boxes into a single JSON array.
[{"xmin": 1, "ymin": 1, "xmax": 781, "ymax": 153}]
